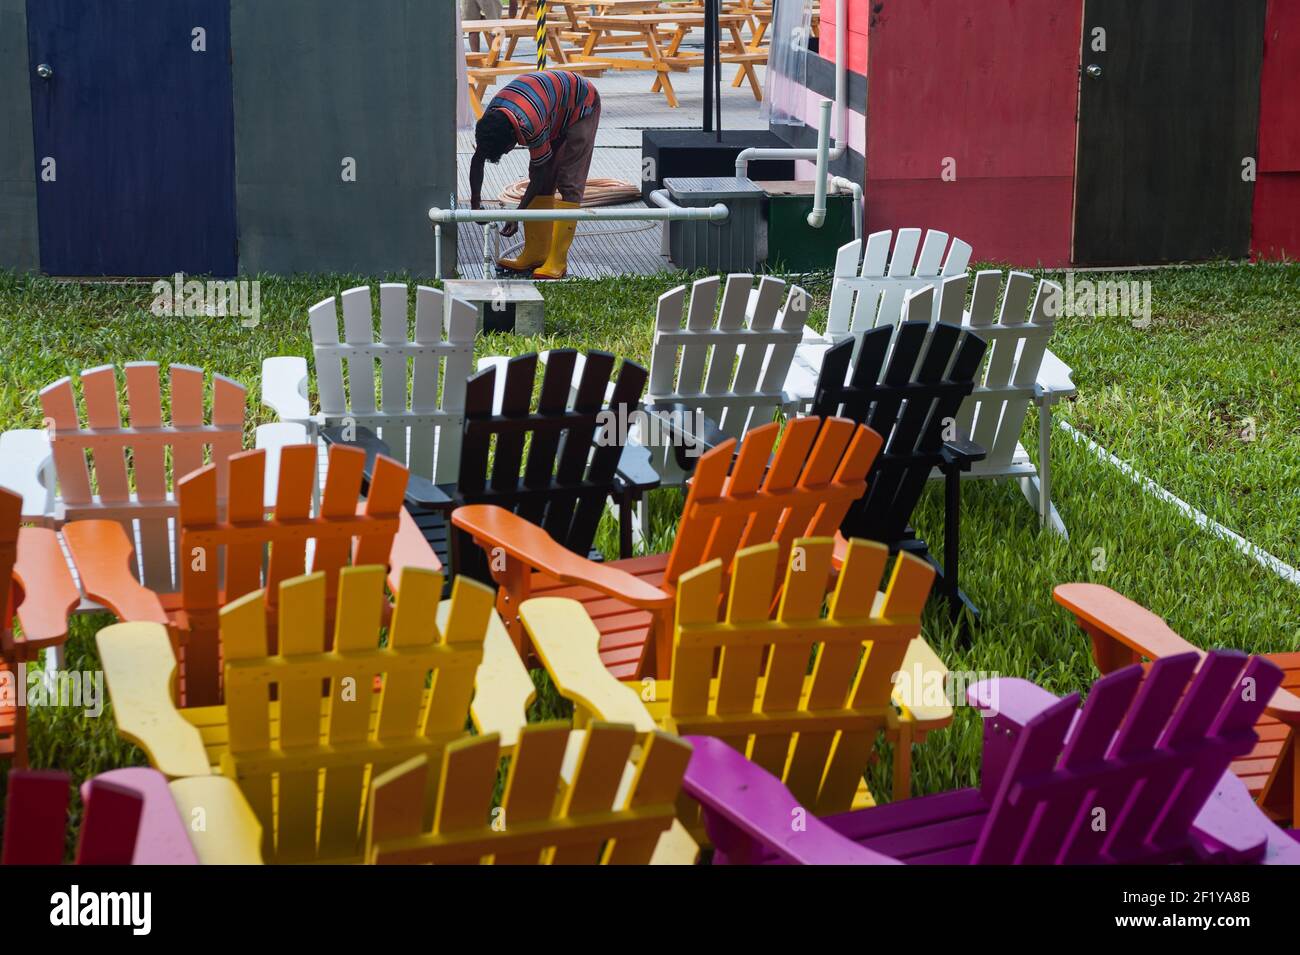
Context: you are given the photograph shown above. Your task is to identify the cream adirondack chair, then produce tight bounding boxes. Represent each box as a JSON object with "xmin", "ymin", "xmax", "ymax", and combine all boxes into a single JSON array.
[
  {"xmin": 96, "ymin": 565, "xmax": 695, "ymax": 864},
  {"xmin": 781, "ymin": 229, "xmax": 974, "ymax": 400},
  {"xmin": 642, "ymin": 273, "xmax": 808, "ymax": 490},
  {"xmin": 0, "ymin": 363, "xmax": 305, "ymax": 602},
  {"xmin": 518, "ymin": 536, "xmax": 954, "ymax": 819},
  {"xmin": 261, "ymin": 283, "xmax": 483, "ymax": 487},
  {"xmin": 536, "ymin": 273, "xmax": 808, "ymax": 542},
  {"xmin": 788, "ymin": 231, "xmax": 1076, "ymax": 536}
]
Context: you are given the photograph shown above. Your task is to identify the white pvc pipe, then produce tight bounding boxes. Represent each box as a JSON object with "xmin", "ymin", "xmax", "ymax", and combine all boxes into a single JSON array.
[
  {"xmin": 736, "ymin": 0, "xmax": 847, "ymax": 178},
  {"xmin": 828, "ymin": 174, "xmax": 862, "ymax": 239},
  {"xmin": 430, "ymin": 192, "xmax": 729, "ymax": 272},
  {"xmin": 806, "ymin": 99, "xmax": 833, "ymax": 227},
  {"xmin": 428, "ymin": 201, "xmax": 728, "ymax": 224}
]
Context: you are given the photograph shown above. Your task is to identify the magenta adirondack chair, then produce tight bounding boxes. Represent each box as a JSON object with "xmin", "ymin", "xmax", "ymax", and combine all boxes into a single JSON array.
[{"xmin": 682, "ymin": 651, "xmax": 1300, "ymax": 865}]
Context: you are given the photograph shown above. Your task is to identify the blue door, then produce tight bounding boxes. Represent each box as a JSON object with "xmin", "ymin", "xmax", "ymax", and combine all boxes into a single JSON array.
[{"xmin": 27, "ymin": 0, "xmax": 237, "ymax": 276}]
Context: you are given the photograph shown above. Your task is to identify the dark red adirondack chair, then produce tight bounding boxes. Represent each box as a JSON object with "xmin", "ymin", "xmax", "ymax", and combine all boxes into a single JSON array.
[
  {"xmin": 2, "ymin": 769, "xmax": 145, "ymax": 865},
  {"xmin": 681, "ymin": 651, "xmax": 1300, "ymax": 865}
]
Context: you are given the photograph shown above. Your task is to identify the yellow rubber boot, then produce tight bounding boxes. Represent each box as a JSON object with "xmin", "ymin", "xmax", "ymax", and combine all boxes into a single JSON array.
[
  {"xmin": 533, "ymin": 201, "xmax": 579, "ymax": 279},
  {"xmin": 497, "ymin": 196, "xmax": 554, "ymax": 272}
]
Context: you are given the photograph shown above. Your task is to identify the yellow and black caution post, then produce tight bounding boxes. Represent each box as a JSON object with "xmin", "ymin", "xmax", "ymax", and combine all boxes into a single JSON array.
[{"xmin": 536, "ymin": 1, "xmax": 548, "ymax": 69}]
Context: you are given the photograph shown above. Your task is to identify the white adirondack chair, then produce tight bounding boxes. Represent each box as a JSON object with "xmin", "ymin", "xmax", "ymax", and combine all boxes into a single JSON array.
[
  {"xmin": 261, "ymin": 283, "xmax": 482, "ymax": 487},
  {"xmin": 643, "ymin": 273, "xmax": 808, "ymax": 488},
  {"xmin": 0, "ymin": 362, "xmax": 305, "ymax": 599},
  {"xmin": 782, "ymin": 228, "xmax": 973, "ymax": 399}
]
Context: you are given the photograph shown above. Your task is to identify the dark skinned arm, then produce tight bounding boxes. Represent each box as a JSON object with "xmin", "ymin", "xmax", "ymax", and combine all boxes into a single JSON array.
[
  {"xmin": 501, "ymin": 158, "xmax": 557, "ymax": 238},
  {"xmin": 469, "ymin": 150, "xmax": 488, "ymax": 210}
]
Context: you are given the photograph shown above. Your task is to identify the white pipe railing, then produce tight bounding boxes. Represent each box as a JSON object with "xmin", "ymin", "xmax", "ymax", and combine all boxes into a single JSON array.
[
  {"xmin": 806, "ymin": 100, "xmax": 833, "ymax": 227},
  {"xmin": 430, "ymin": 192, "xmax": 729, "ymax": 276},
  {"xmin": 735, "ymin": 0, "xmax": 848, "ymax": 178}
]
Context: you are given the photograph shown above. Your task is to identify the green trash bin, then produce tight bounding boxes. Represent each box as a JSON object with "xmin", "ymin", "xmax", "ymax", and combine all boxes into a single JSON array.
[{"xmin": 758, "ymin": 181, "xmax": 857, "ymax": 272}]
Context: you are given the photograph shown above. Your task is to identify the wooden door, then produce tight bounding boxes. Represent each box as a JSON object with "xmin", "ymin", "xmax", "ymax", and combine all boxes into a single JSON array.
[
  {"xmin": 1073, "ymin": 0, "xmax": 1267, "ymax": 265},
  {"xmin": 26, "ymin": 0, "xmax": 237, "ymax": 275}
]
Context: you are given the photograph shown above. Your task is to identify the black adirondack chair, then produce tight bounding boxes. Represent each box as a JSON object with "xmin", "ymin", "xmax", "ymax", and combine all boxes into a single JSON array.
[
  {"xmin": 325, "ymin": 349, "xmax": 658, "ymax": 585},
  {"xmin": 811, "ymin": 320, "xmax": 989, "ymax": 624}
]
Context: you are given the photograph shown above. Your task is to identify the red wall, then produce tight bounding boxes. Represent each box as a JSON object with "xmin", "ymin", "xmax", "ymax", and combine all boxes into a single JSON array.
[
  {"xmin": 859, "ymin": 0, "xmax": 1082, "ymax": 266},
  {"xmin": 1251, "ymin": 0, "xmax": 1300, "ymax": 260}
]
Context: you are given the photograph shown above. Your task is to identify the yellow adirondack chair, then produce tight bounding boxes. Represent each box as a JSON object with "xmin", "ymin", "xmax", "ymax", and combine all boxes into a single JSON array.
[
  {"xmin": 97, "ymin": 564, "xmax": 694, "ymax": 864},
  {"xmin": 520, "ymin": 536, "xmax": 954, "ymax": 815}
]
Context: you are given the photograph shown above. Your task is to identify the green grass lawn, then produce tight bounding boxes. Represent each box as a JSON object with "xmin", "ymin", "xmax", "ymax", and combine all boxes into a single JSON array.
[{"xmin": 1, "ymin": 259, "xmax": 1298, "ymax": 834}]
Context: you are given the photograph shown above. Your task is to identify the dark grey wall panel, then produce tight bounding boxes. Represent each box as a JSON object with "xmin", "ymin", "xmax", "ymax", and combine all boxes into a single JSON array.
[
  {"xmin": 231, "ymin": 0, "xmax": 457, "ymax": 276},
  {"xmin": 0, "ymin": 0, "xmax": 38, "ymax": 272}
]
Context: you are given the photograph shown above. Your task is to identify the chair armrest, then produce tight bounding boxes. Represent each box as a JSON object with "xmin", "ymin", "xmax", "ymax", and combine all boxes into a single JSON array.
[
  {"xmin": 85, "ymin": 767, "xmax": 199, "ymax": 864},
  {"xmin": 681, "ymin": 735, "xmax": 900, "ymax": 865},
  {"xmin": 387, "ymin": 509, "xmax": 444, "ymax": 592},
  {"xmin": 1035, "ymin": 348, "xmax": 1077, "ymax": 401},
  {"xmin": 940, "ymin": 436, "xmax": 987, "ymax": 471},
  {"xmin": 95, "ymin": 622, "xmax": 210, "ymax": 778},
  {"xmin": 521, "ymin": 597, "xmax": 658, "ymax": 731},
  {"xmin": 890, "ymin": 636, "xmax": 954, "ymax": 728},
  {"xmin": 784, "ymin": 340, "xmax": 833, "ymax": 408},
  {"xmin": 9, "ymin": 527, "xmax": 80, "ymax": 654},
  {"xmin": 253, "ymin": 422, "xmax": 311, "ymax": 508},
  {"xmin": 1055, "ymin": 583, "xmax": 1300, "ymax": 722},
  {"xmin": 1191, "ymin": 771, "xmax": 1300, "ymax": 865},
  {"xmin": 452, "ymin": 505, "xmax": 674, "ymax": 611},
  {"xmin": 464, "ymin": 601, "xmax": 536, "ymax": 750},
  {"xmin": 0, "ymin": 428, "xmax": 56, "ymax": 521},
  {"xmin": 260, "ymin": 356, "xmax": 313, "ymax": 422},
  {"xmin": 645, "ymin": 401, "xmax": 727, "ymax": 455},
  {"xmin": 322, "ymin": 425, "xmax": 451, "ymax": 510},
  {"xmin": 61, "ymin": 520, "xmax": 169, "ymax": 624},
  {"xmin": 168, "ymin": 776, "xmax": 265, "ymax": 864},
  {"xmin": 613, "ymin": 440, "xmax": 661, "ymax": 495}
]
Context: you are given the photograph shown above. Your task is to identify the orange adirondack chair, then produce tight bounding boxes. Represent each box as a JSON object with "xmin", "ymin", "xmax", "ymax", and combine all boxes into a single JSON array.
[
  {"xmin": 452, "ymin": 416, "xmax": 881, "ymax": 680},
  {"xmin": 62, "ymin": 443, "xmax": 439, "ymax": 707},
  {"xmin": 1055, "ymin": 583, "xmax": 1300, "ymax": 827},
  {"xmin": 1, "ymin": 488, "xmax": 79, "ymax": 766}
]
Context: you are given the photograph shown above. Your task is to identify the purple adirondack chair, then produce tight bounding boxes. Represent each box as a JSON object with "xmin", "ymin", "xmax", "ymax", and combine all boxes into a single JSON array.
[{"xmin": 683, "ymin": 651, "xmax": 1300, "ymax": 865}]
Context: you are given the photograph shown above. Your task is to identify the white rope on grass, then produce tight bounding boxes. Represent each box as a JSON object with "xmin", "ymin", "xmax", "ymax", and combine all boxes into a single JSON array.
[{"xmin": 1058, "ymin": 420, "xmax": 1300, "ymax": 588}]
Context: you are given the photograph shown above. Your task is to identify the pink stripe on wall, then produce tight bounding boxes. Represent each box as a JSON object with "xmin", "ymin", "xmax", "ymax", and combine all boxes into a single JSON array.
[{"xmin": 789, "ymin": 88, "xmax": 867, "ymax": 157}]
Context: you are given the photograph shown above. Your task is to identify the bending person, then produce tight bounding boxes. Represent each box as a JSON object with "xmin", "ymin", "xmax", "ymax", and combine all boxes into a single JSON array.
[{"xmin": 469, "ymin": 71, "xmax": 601, "ymax": 280}]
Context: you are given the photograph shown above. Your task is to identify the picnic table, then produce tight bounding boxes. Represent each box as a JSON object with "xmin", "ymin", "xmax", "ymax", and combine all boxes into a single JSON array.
[
  {"xmin": 463, "ymin": 18, "xmax": 607, "ymax": 118},
  {"xmin": 573, "ymin": 12, "xmax": 763, "ymax": 107}
]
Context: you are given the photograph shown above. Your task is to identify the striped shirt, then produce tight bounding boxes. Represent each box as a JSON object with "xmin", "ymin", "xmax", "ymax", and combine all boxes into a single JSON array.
[{"xmin": 487, "ymin": 71, "xmax": 599, "ymax": 168}]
